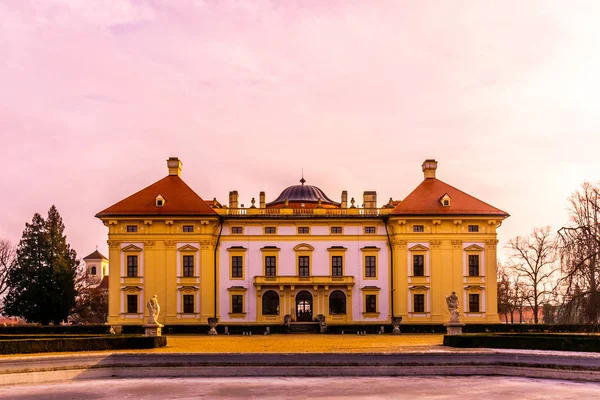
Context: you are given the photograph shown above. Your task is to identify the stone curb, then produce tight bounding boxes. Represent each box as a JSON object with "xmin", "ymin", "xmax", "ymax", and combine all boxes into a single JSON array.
[{"xmin": 2, "ymin": 350, "xmax": 600, "ymax": 386}]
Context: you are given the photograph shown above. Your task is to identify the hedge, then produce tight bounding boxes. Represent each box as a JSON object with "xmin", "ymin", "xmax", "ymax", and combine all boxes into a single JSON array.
[
  {"xmin": 444, "ymin": 333, "xmax": 600, "ymax": 352},
  {"xmin": 0, "ymin": 335, "xmax": 166, "ymax": 354},
  {"xmin": 1, "ymin": 323, "xmax": 598, "ymax": 336},
  {"xmin": 0, "ymin": 324, "xmax": 111, "ymax": 335}
]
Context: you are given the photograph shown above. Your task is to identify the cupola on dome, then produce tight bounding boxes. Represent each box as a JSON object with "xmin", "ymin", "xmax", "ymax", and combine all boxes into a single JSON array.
[{"xmin": 266, "ymin": 177, "xmax": 341, "ymax": 208}]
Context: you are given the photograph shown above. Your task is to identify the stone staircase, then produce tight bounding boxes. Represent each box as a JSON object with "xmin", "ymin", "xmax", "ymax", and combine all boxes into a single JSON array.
[{"xmin": 290, "ymin": 322, "xmax": 320, "ymax": 333}]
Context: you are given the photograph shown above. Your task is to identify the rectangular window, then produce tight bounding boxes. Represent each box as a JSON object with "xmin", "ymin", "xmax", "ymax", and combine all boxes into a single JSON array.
[
  {"xmin": 364, "ymin": 226, "xmax": 376, "ymax": 234},
  {"xmin": 183, "ymin": 255, "xmax": 194, "ymax": 277},
  {"xmin": 127, "ymin": 255, "xmax": 138, "ymax": 277},
  {"xmin": 183, "ymin": 294, "xmax": 194, "ymax": 313},
  {"xmin": 231, "ymin": 226, "xmax": 243, "ymax": 234},
  {"xmin": 469, "ymin": 293, "xmax": 480, "ymax": 312},
  {"xmin": 413, "ymin": 255, "xmax": 424, "ymax": 276},
  {"xmin": 126, "ymin": 294, "xmax": 137, "ymax": 314},
  {"xmin": 264, "ymin": 226, "xmax": 277, "ymax": 234},
  {"xmin": 126, "ymin": 225, "xmax": 137, "ymax": 233},
  {"xmin": 468, "ymin": 255, "xmax": 479, "ymax": 276},
  {"xmin": 413, "ymin": 225, "xmax": 424, "ymax": 232},
  {"xmin": 468, "ymin": 225, "xmax": 479, "ymax": 233},
  {"xmin": 331, "ymin": 226, "xmax": 343, "ymax": 234},
  {"xmin": 298, "ymin": 256, "xmax": 310, "ymax": 276},
  {"xmin": 332, "ymin": 256, "xmax": 343, "ymax": 277},
  {"xmin": 265, "ymin": 256, "xmax": 276, "ymax": 277},
  {"xmin": 414, "ymin": 294, "xmax": 425, "ymax": 313},
  {"xmin": 183, "ymin": 225, "xmax": 194, "ymax": 232},
  {"xmin": 297, "ymin": 227, "xmax": 309, "ymax": 234},
  {"xmin": 232, "ymin": 295, "xmax": 243, "ymax": 314},
  {"xmin": 365, "ymin": 256, "xmax": 377, "ymax": 278},
  {"xmin": 365, "ymin": 295, "xmax": 377, "ymax": 313},
  {"xmin": 231, "ymin": 256, "xmax": 243, "ymax": 278}
]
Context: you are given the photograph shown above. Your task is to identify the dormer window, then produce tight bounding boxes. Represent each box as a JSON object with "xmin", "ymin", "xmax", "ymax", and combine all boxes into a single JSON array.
[
  {"xmin": 440, "ymin": 193, "xmax": 451, "ymax": 207},
  {"xmin": 155, "ymin": 194, "xmax": 165, "ymax": 207}
]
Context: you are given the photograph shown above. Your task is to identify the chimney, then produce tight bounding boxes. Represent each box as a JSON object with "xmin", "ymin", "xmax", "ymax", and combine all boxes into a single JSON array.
[
  {"xmin": 341, "ymin": 190, "xmax": 348, "ymax": 208},
  {"xmin": 422, "ymin": 159, "xmax": 438, "ymax": 179},
  {"xmin": 259, "ymin": 191, "xmax": 266, "ymax": 208},
  {"xmin": 363, "ymin": 191, "xmax": 377, "ymax": 209},
  {"xmin": 167, "ymin": 157, "xmax": 182, "ymax": 176},
  {"xmin": 229, "ymin": 191, "xmax": 239, "ymax": 209}
]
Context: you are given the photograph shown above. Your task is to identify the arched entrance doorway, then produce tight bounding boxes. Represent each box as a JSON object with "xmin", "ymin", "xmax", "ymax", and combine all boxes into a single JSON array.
[{"xmin": 296, "ymin": 291, "xmax": 313, "ymax": 322}]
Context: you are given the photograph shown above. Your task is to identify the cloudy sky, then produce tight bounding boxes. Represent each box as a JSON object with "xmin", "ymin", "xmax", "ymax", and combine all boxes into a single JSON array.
[{"xmin": 1, "ymin": 0, "xmax": 599, "ymax": 262}]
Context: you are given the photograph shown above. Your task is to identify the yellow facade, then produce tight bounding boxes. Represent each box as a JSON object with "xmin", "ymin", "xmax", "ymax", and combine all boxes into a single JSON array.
[
  {"xmin": 97, "ymin": 158, "xmax": 507, "ymax": 328},
  {"xmin": 104, "ymin": 218, "xmax": 220, "ymax": 325}
]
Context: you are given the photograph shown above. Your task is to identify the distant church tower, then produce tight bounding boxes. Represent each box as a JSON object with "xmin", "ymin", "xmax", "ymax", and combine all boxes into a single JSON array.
[{"xmin": 83, "ymin": 249, "xmax": 109, "ymax": 288}]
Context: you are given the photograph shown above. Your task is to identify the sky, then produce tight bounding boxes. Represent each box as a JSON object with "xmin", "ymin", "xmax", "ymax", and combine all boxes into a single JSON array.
[{"xmin": 1, "ymin": 0, "xmax": 600, "ymax": 263}]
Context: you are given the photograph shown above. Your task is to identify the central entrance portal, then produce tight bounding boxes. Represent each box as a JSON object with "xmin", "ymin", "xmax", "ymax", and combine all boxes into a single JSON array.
[{"xmin": 296, "ymin": 291, "xmax": 313, "ymax": 322}]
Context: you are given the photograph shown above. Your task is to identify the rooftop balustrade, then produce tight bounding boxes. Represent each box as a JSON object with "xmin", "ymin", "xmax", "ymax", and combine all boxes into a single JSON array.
[{"xmin": 214, "ymin": 207, "xmax": 392, "ymax": 217}]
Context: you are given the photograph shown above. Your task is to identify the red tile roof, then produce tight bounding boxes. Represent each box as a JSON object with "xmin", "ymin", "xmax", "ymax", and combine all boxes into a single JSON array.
[
  {"xmin": 390, "ymin": 178, "xmax": 509, "ymax": 217},
  {"xmin": 97, "ymin": 276, "xmax": 109, "ymax": 290},
  {"xmin": 96, "ymin": 175, "xmax": 217, "ymax": 217},
  {"xmin": 83, "ymin": 250, "xmax": 108, "ymax": 261}
]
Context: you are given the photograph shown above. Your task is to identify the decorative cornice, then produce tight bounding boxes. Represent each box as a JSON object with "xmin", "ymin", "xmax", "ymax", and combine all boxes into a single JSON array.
[
  {"xmin": 178, "ymin": 244, "xmax": 199, "ymax": 252},
  {"xmin": 409, "ymin": 244, "xmax": 429, "ymax": 252},
  {"xmin": 485, "ymin": 239, "xmax": 499, "ymax": 248},
  {"xmin": 394, "ymin": 240, "xmax": 407, "ymax": 249},
  {"xmin": 201, "ymin": 239, "xmax": 215, "ymax": 249},
  {"xmin": 122, "ymin": 244, "xmax": 143, "ymax": 252}
]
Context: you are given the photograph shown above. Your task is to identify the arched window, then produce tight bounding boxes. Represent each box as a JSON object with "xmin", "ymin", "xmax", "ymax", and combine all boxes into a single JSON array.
[
  {"xmin": 262, "ymin": 290, "xmax": 279, "ymax": 315},
  {"xmin": 329, "ymin": 290, "xmax": 346, "ymax": 315},
  {"xmin": 91, "ymin": 266, "xmax": 97, "ymax": 275}
]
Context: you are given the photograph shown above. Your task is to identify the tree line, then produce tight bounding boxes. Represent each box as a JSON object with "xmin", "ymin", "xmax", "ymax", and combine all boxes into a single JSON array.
[
  {"xmin": 498, "ymin": 182, "xmax": 600, "ymax": 324},
  {"xmin": 0, "ymin": 206, "xmax": 107, "ymax": 325}
]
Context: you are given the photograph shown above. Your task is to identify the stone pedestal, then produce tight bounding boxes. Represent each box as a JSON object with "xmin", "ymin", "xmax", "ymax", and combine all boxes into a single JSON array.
[
  {"xmin": 317, "ymin": 314, "xmax": 327, "ymax": 334},
  {"xmin": 444, "ymin": 323, "xmax": 465, "ymax": 335},
  {"xmin": 392, "ymin": 316, "xmax": 402, "ymax": 335},
  {"xmin": 208, "ymin": 318, "xmax": 219, "ymax": 335},
  {"xmin": 143, "ymin": 323, "xmax": 163, "ymax": 337},
  {"xmin": 109, "ymin": 325, "xmax": 122, "ymax": 335}
]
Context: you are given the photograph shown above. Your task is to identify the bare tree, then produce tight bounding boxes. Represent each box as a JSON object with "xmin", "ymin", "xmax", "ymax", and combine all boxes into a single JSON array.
[
  {"xmin": 497, "ymin": 263, "xmax": 528, "ymax": 323},
  {"xmin": 71, "ymin": 265, "xmax": 108, "ymax": 324},
  {"xmin": 505, "ymin": 226, "xmax": 558, "ymax": 323},
  {"xmin": 497, "ymin": 264, "xmax": 511, "ymax": 322},
  {"xmin": 557, "ymin": 182, "xmax": 600, "ymax": 324},
  {"xmin": 0, "ymin": 239, "xmax": 17, "ymax": 313}
]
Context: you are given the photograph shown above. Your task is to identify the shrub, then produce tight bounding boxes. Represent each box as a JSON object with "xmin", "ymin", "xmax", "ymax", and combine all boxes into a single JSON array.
[
  {"xmin": 0, "ymin": 335, "xmax": 166, "ymax": 354},
  {"xmin": 444, "ymin": 333, "xmax": 600, "ymax": 352}
]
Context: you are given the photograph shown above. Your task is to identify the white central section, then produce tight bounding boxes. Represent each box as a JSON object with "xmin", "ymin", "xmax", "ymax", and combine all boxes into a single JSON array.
[{"xmin": 219, "ymin": 224, "xmax": 389, "ymax": 323}]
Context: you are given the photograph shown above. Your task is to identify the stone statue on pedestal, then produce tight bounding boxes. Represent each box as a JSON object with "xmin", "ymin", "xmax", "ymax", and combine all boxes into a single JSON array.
[
  {"xmin": 446, "ymin": 291, "xmax": 460, "ymax": 323},
  {"xmin": 147, "ymin": 295, "xmax": 160, "ymax": 325}
]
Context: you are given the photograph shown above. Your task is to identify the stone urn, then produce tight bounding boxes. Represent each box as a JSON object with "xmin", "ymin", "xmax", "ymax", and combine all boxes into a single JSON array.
[
  {"xmin": 392, "ymin": 316, "xmax": 402, "ymax": 335},
  {"xmin": 208, "ymin": 317, "xmax": 219, "ymax": 335}
]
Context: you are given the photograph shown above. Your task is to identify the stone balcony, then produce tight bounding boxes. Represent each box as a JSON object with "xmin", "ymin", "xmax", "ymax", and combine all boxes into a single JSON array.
[{"xmin": 253, "ymin": 275, "xmax": 355, "ymax": 292}]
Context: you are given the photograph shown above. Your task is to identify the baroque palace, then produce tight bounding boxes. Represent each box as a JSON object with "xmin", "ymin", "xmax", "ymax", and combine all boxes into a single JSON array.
[{"xmin": 96, "ymin": 158, "xmax": 508, "ymax": 330}]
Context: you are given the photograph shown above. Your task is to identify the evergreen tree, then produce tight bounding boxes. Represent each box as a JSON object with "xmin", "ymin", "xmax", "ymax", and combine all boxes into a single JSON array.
[{"xmin": 4, "ymin": 206, "xmax": 79, "ymax": 324}]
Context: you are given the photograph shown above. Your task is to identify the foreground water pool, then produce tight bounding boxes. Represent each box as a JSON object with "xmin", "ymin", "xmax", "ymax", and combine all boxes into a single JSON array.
[{"xmin": 1, "ymin": 376, "xmax": 600, "ymax": 399}]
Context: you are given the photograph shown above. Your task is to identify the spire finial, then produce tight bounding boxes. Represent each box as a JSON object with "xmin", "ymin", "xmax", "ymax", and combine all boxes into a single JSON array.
[{"xmin": 300, "ymin": 167, "xmax": 305, "ymax": 185}]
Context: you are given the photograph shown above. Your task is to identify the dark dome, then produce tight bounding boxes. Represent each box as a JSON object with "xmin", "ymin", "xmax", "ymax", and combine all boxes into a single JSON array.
[{"xmin": 267, "ymin": 178, "xmax": 341, "ymax": 207}]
